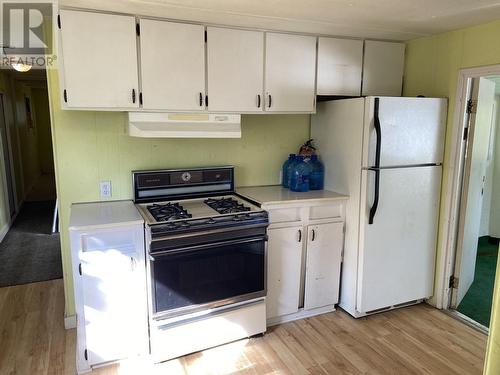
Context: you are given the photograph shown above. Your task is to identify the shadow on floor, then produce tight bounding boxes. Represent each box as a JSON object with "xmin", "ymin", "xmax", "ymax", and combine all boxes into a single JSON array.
[
  {"xmin": 457, "ymin": 236, "xmax": 499, "ymax": 327},
  {"xmin": 0, "ymin": 200, "xmax": 62, "ymax": 287}
]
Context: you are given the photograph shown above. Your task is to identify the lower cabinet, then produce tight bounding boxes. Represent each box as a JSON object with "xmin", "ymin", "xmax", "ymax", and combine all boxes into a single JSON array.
[
  {"xmin": 304, "ymin": 222, "xmax": 343, "ymax": 310},
  {"xmin": 266, "ymin": 205, "xmax": 345, "ymax": 324},
  {"xmin": 267, "ymin": 226, "xmax": 303, "ymax": 318},
  {"xmin": 70, "ymin": 224, "xmax": 148, "ymax": 373}
]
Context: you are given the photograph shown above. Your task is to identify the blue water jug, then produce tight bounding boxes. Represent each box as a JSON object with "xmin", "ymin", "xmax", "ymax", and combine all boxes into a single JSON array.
[
  {"xmin": 290, "ymin": 156, "xmax": 311, "ymax": 192},
  {"xmin": 286, "ymin": 155, "xmax": 298, "ymax": 188},
  {"xmin": 282, "ymin": 154, "xmax": 295, "ymax": 188},
  {"xmin": 309, "ymin": 155, "xmax": 325, "ymax": 190}
]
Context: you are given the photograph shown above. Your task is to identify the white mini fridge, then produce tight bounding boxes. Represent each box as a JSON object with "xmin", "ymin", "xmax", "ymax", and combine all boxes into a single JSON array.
[{"xmin": 311, "ymin": 96, "xmax": 447, "ymax": 317}]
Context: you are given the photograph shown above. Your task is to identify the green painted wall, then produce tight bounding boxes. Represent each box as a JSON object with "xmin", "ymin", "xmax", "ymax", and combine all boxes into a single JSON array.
[
  {"xmin": 47, "ymin": 69, "xmax": 311, "ymax": 316},
  {"xmin": 0, "ymin": 72, "xmax": 13, "ymax": 232},
  {"xmin": 404, "ymin": 18, "xmax": 500, "ymax": 375},
  {"xmin": 32, "ymin": 88, "xmax": 54, "ymax": 175}
]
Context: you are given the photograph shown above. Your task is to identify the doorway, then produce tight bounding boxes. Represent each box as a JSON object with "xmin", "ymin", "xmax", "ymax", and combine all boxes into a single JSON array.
[
  {"xmin": 0, "ymin": 68, "xmax": 61, "ymax": 287},
  {"xmin": 446, "ymin": 73, "xmax": 500, "ymax": 329}
]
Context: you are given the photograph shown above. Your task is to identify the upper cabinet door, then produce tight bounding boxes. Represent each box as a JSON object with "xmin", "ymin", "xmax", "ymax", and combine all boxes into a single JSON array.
[
  {"xmin": 59, "ymin": 10, "xmax": 139, "ymax": 108},
  {"xmin": 140, "ymin": 20, "xmax": 206, "ymax": 111},
  {"xmin": 317, "ymin": 37, "xmax": 363, "ymax": 96},
  {"xmin": 207, "ymin": 27, "xmax": 264, "ymax": 112},
  {"xmin": 264, "ymin": 33, "xmax": 317, "ymax": 112},
  {"xmin": 362, "ymin": 41, "xmax": 405, "ymax": 97}
]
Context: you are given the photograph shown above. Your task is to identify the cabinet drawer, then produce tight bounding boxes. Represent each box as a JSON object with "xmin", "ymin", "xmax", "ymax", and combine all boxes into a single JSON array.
[
  {"xmin": 268, "ymin": 207, "xmax": 302, "ymax": 224},
  {"xmin": 309, "ymin": 204, "xmax": 342, "ymax": 220},
  {"xmin": 81, "ymin": 228, "xmax": 138, "ymax": 253}
]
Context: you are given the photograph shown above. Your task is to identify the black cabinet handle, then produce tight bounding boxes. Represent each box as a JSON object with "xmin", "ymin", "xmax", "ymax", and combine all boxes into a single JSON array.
[
  {"xmin": 311, "ymin": 229, "xmax": 316, "ymax": 241},
  {"xmin": 205, "ymin": 95, "xmax": 209, "ymax": 107},
  {"xmin": 257, "ymin": 94, "xmax": 261, "ymax": 108},
  {"xmin": 298, "ymin": 229, "xmax": 302, "ymax": 242},
  {"xmin": 369, "ymin": 98, "xmax": 382, "ymax": 225},
  {"xmin": 199, "ymin": 92, "xmax": 203, "ymax": 107},
  {"xmin": 268, "ymin": 94, "xmax": 272, "ymax": 108},
  {"xmin": 132, "ymin": 89, "xmax": 136, "ymax": 104}
]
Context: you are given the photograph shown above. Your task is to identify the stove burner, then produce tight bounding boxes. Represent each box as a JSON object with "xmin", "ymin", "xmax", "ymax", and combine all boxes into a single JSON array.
[
  {"xmin": 147, "ymin": 202, "xmax": 192, "ymax": 222},
  {"xmin": 204, "ymin": 197, "xmax": 251, "ymax": 215}
]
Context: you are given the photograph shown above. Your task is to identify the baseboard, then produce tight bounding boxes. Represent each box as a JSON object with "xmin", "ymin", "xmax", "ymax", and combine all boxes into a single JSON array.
[
  {"xmin": 0, "ymin": 222, "xmax": 10, "ymax": 242},
  {"xmin": 64, "ymin": 314, "xmax": 77, "ymax": 329}
]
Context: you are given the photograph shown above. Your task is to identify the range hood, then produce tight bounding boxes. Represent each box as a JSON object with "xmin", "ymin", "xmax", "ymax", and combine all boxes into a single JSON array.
[{"xmin": 128, "ymin": 112, "xmax": 241, "ymax": 138}]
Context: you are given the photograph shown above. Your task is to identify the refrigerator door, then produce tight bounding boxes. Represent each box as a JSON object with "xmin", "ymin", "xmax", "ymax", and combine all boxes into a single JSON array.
[
  {"xmin": 356, "ymin": 165, "xmax": 441, "ymax": 314},
  {"xmin": 362, "ymin": 97, "xmax": 447, "ymax": 168}
]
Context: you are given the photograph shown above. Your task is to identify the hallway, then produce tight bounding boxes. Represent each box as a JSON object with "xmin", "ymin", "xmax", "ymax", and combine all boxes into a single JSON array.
[{"xmin": 0, "ymin": 198, "xmax": 61, "ymax": 287}]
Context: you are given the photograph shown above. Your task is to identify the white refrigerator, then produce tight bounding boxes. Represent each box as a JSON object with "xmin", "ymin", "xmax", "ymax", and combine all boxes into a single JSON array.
[{"xmin": 311, "ymin": 96, "xmax": 447, "ymax": 317}]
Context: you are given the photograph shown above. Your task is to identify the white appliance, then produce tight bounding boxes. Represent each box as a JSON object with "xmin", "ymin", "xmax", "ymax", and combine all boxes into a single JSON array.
[
  {"xmin": 311, "ymin": 97, "xmax": 447, "ymax": 317},
  {"xmin": 128, "ymin": 112, "xmax": 241, "ymax": 138}
]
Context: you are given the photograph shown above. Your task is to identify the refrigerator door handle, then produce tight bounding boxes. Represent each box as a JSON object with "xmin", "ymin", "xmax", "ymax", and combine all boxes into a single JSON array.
[
  {"xmin": 369, "ymin": 98, "xmax": 382, "ymax": 225},
  {"xmin": 368, "ymin": 168, "xmax": 380, "ymax": 224}
]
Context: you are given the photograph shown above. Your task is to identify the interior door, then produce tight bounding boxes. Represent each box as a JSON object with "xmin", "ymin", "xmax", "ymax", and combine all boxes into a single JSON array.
[
  {"xmin": 0, "ymin": 95, "xmax": 15, "ymax": 217},
  {"xmin": 140, "ymin": 20, "xmax": 205, "ymax": 111},
  {"xmin": 264, "ymin": 33, "xmax": 317, "ymax": 112},
  {"xmin": 266, "ymin": 226, "xmax": 303, "ymax": 319},
  {"xmin": 207, "ymin": 27, "xmax": 264, "ymax": 112},
  {"xmin": 452, "ymin": 77, "xmax": 496, "ymax": 307},
  {"xmin": 357, "ymin": 166, "xmax": 441, "ymax": 313},
  {"xmin": 59, "ymin": 10, "xmax": 139, "ymax": 108},
  {"xmin": 304, "ymin": 222, "xmax": 343, "ymax": 310},
  {"xmin": 363, "ymin": 97, "xmax": 447, "ymax": 168}
]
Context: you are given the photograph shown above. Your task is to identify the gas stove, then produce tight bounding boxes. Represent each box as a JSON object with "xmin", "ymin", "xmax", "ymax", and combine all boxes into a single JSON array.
[
  {"xmin": 133, "ymin": 167, "xmax": 268, "ymax": 361},
  {"xmin": 133, "ymin": 167, "xmax": 267, "ymax": 238}
]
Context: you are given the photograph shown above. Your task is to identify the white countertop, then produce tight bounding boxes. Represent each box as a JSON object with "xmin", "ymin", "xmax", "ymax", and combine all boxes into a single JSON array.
[
  {"xmin": 69, "ymin": 200, "xmax": 143, "ymax": 230},
  {"xmin": 237, "ymin": 185, "xmax": 349, "ymax": 206}
]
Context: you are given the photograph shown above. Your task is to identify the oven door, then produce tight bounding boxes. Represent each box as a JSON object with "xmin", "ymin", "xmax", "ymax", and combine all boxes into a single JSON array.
[{"xmin": 149, "ymin": 236, "xmax": 266, "ymax": 319}]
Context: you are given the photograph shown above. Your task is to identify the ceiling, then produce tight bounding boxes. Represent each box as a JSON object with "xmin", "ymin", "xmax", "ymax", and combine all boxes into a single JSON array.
[{"xmin": 61, "ymin": 0, "xmax": 500, "ymax": 41}]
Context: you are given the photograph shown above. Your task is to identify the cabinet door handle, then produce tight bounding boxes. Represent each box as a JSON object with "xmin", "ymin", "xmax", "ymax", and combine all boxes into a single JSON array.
[
  {"xmin": 199, "ymin": 92, "xmax": 203, "ymax": 107},
  {"xmin": 132, "ymin": 89, "xmax": 136, "ymax": 104},
  {"xmin": 130, "ymin": 257, "xmax": 136, "ymax": 270},
  {"xmin": 257, "ymin": 94, "xmax": 261, "ymax": 108},
  {"xmin": 298, "ymin": 229, "xmax": 302, "ymax": 242},
  {"xmin": 268, "ymin": 94, "xmax": 272, "ymax": 108},
  {"xmin": 311, "ymin": 229, "xmax": 316, "ymax": 242}
]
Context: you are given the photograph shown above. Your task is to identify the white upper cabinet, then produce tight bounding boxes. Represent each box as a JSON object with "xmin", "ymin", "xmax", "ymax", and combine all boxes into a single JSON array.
[
  {"xmin": 317, "ymin": 37, "xmax": 363, "ymax": 96},
  {"xmin": 140, "ymin": 20, "xmax": 206, "ymax": 111},
  {"xmin": 58, "ymin": 10, "xmax": 139, "ymax": 109},
  {"xmin": 264, "ymin": 33, "xmax": 317, "ymax": 112},
  {"xmin": 207, "ymin": 27, "xmax": 264, "ymax": 112},
  {"xmin": 362, "ymin": 41, "xmax": 405, "ymax": 96}
]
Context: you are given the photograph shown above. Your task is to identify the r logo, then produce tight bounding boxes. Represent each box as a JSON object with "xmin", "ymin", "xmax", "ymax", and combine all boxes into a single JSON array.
[{"xmin": 2, "ymin": 2, "xmax": 53, "ymax": 55}]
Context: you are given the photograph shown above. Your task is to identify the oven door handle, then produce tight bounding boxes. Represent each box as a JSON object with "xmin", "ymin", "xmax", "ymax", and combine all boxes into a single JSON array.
[{"xmin": 149, "ymin": 236, "xmax": 267, "ymax": 260}]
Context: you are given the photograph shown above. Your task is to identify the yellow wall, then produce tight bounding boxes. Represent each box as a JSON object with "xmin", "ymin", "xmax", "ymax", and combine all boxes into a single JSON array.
[
  {"xmin": 46, "ymin": 69, "xmax": 311, "ymax": 316},
  {"xmin": 484, "ymin": 249, "xmax": 500, "ymax": 374},
  {"xmin": 404, "ymin": 18, "xmax": 500, "ymax": 375},
  {"xmin": 0, "ymin": 72, "xmax": 14, "ymax": 231},
  {"xmin": 32, "ymin": 88, "xmax": 54, "ymax": 175}
]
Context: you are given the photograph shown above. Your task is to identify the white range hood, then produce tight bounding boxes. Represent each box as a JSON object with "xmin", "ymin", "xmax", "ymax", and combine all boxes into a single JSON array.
[{"xmin": 128, "ymin": 112, "xmax": 241, "ymax": 138}]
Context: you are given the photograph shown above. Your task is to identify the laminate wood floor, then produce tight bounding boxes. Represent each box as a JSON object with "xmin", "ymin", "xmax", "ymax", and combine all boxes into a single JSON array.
[{"xmin": 0, "ymin": 279, "xmax": 487, "ymax": 375}]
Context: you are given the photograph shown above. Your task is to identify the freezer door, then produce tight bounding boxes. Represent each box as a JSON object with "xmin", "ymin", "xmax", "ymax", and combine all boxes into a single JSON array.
[
  {"xmin": 363, "ymin": 97, "xmax": 447, "ymax": 168},
  {"xmin": 356, "ymin": 166, "xmax": 441, "ymax": 313}
]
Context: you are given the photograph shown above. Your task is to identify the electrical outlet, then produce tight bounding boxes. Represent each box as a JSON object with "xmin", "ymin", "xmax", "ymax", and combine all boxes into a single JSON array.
[{"xmin": 100, "ymin": 181, "xmax": 112, "ymax": 199}]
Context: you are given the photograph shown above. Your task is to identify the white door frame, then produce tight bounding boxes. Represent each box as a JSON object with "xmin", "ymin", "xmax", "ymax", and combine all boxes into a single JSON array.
[{"xmin": 437, "ymin": 64, "xmax": 500, "ymax": 310}]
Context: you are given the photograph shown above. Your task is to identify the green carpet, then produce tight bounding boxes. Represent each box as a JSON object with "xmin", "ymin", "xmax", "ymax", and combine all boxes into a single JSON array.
[{"xmin": 457, "ymin": 236, "xmax": 499, "ymax": 327}]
